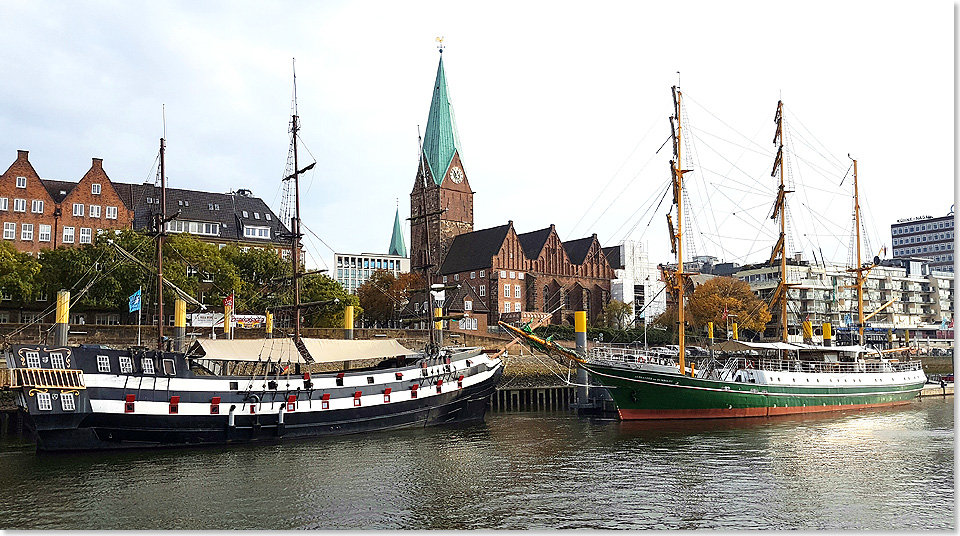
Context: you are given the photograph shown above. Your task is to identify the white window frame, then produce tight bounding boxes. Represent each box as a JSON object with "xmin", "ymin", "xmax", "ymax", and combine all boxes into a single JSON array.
[
  {"xmin": 464, "ymin": 300, "xmax": 472, "ymax": 311},
  {"xmin": 89, "ymin": 205, "xmax": 101, "ymax": 218},
  {"xmin": 518, "ymin": 272, "xmax": 525, "ymax": 280},
  {"xmin": 38, "ymin": 224, "xmax": 51, "ymax": 242},
  {"xmin": 26, "ymin": 351, "xmax": 41, "ymax": 368},
  {"xmin": 13, "ymin": 198, "xmax": 26, "ymax": 212},
  {"xmin": 119, "ymin": 355, "xmax": 133, "ymax": 374},
  {"xmin": 479, "ymin": 270, "xmax": 485, "ymax": 278},
  {"xmin": 470, "ymin": 272, "xmax": 476, "ymax": 279},
  {"xmin": 479, "ymin": 285, "xmax": 485, "ymax": 297},
  {"xmin": 509, "ymin": 271, "xmax": 516, "ymax": 279},
  {"xmin": 97, "ymin": 354, "xmax": 111, "ymax": 373},
  {"xmin": 504, "ymin": 284, "xmax": 510, "ymax": 297},
  {"xmin": 63, "ymin": 227, "xmax": 75, "ymax": 243},
  {"xmin": 514, "ymin": 302, "xmax": 522, "ymax": 312},
  {"xmin": 92, "ymin": 183, "xmax": 102, "ymax": 195},
  {"xmin": 73, "ymin": 203, "xmax": 84, "ymax": 217},
  {"xmin": 50, "ymin": 352, "xmax": 65, "ymax": 369},
  {"xmin": 0, "ymin": 197, "xmax": 7, "ymax": 211},
  {"xmin": 79, "ymin": 228, "xmax": 92, "ymax": 244},
  {"xmin": 141, "ymin": 357, "xmax": 155, "ymax": 375},
  {"xmin": 37, "ymin": 392, "xmax": 52, "ymax": 411},
  {"xmin": 503, "ymin": 303, "xmax": 511, "ymax": 313},
  {"xmin": 106, "ymin": 206, "xmax": 118, "ymax": 219},
  {"xmin": 21, "ymin": 223, "xmax": 33, "ymax": 241},
  {"xmin": 31, "ymin": 199, "xmax": 43, "ymax": 213},
  {"xmin": 16, "ymin": 176, "xmax": 27, "ymax": 188},
  {"xmin": 514, "ymin": 284, "xmax": 521, "ymax": 298},
  {"xmin": 500, "ymin": 270, "xmax": 507, "ymax": 278},
  {"xmin": 60, "ymin": 392, "xmax": 76, "ymax": 411},
  {"xmin": 3, "ymin": 222, "xmax": 14, "ymax": 240}
]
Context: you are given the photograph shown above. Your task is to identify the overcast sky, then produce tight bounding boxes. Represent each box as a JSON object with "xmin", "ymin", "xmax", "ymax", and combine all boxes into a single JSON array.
[{"xmin": 0, "ymin": 1, "xmax": 954, "ymax": 272}]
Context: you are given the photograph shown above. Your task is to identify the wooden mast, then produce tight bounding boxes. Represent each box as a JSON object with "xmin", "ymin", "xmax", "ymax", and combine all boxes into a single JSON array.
[
  {"xmin": 291, "ymin": 67, "xmax": 302, "ymax": 342},
  {"xmin": 769, "ymin": 101, "xmax": 794, "ymax": 342},
  {"xmin": 853, "ymin": 159, "xmax": 865, "ymax": 345},
  {"xmin": 156, "ymin": 137, "xmax": 166, "ymax": 351},
  {"xmin": 670, "ymin": 85, "xmax": 690, "ymax": 373}
]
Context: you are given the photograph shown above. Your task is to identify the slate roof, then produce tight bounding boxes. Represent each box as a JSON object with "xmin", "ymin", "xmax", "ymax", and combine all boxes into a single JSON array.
[
  {"xmin": 422, "ymin": 54, "xmax": 462, "ymax": 186},
  {"xmin": 602, "ymin": 245, "xmax": 623, "ymax": 270},
  {"xmin": 112, "ymin": 182, "xmax": 289, "ymax": 246},
  {"xmin": 40, "ymin": 179, "xmax": 77, "ymax": 204},
  {"xmin": 438, "ymin": 223, "xmax": 512, "ymax": 275},
  {"xmin": 444, "ymin": 282, "xmax": 489, "ymax": 313},
  {"xmin": 563, "ymin": 235, "xmax": 597, "ymax": 265},
  {"xmin": 517, "ymin": 226, "xmax": 553, "ymax": 260}
]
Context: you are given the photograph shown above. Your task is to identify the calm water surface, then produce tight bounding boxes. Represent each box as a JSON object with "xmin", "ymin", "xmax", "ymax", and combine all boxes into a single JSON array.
[{"xmin": 0, "ymin": 397, "xmax": 953, "ymax": 530}]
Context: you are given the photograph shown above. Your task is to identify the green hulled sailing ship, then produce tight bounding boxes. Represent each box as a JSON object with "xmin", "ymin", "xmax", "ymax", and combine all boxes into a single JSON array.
[{"xmin": 502, "ymin": 86, "xmax": 926, "ymax": 419}]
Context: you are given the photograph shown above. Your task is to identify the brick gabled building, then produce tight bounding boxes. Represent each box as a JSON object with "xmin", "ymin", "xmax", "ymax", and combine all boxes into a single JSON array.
[
  {"xmin": 0, "ymin": 150, "xmax": 132, "ymax": 255},
  {"xmin": 436, "ymin": 221, "xmax": 614, "ymax": 331}
]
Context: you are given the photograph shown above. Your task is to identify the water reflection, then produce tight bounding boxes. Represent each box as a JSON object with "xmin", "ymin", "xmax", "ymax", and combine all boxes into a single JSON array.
[{"xmin": 0, "ymin": 398, "xmax": 953, "ymax": 530}]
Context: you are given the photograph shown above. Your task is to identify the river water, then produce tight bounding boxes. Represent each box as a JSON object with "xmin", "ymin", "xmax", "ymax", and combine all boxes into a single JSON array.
[{"xmin": 0, "ymin": 397, "xmax": 953, "ymax": 530}]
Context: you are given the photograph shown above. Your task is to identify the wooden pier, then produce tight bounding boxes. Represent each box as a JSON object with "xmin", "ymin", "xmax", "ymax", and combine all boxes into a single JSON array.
[{"xmin": 490, "ymin": 386, "xmax": 575, "ymax": 411}]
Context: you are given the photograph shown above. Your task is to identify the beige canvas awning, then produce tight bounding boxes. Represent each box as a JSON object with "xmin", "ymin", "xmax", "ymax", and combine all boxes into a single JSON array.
[
  {"xmin": 713, "ymin": 340, "xmax": 806, "ymax": 352},
  {"xmin": 187, "ymin": 338, "xmax": 416, "ymax": 364}
]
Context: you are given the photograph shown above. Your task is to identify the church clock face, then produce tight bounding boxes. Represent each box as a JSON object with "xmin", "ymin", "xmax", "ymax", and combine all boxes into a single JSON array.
[{"xmin": 450, "ymin": 166, "xmax": 464, "ymax": 184}]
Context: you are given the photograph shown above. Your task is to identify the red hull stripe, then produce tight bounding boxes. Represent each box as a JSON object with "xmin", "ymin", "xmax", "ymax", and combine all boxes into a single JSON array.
[{"xmin": 618, "ymin": 398, "xmax": 914, "ymax": 420}]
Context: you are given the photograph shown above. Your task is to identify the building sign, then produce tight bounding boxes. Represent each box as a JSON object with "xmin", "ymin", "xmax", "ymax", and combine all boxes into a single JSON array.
[{"xmin": 189, "ymin": 313, "xmax": 266, "ymax": 328}]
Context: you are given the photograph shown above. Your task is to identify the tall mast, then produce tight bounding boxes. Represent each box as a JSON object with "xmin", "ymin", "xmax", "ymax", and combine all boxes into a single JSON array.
[
  {"xmin": 291, "ymin": 65, "xmax": 302, "ymax": 341},
  {"xmin": 769, "ymin": 101, "xmax": 793, "ymax": 342},
  {"xmin": 853, "ymin": 159, "xmax": 865, "ymax": 345},
  {"xmin": 416, "ymin": 128, "xmax": 437, "ymax": 353},
  {"xmin": 670, "ymin": 85, "xmax": 689, "ymax": 372},
  {"xmin": 156, "ymin": 137, "xmax": 166, "ymax": 351}
]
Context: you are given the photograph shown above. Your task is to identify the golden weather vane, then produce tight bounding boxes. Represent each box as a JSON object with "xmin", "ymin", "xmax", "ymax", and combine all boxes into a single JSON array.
[{"xmin": 436, "ymin": 36, "xmax": 445, "ymax": 53}]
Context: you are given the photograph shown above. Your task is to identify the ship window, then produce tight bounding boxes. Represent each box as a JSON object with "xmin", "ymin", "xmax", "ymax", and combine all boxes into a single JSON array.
[
  {"xmin": 162, "ymin": 359, "xmax": 176, "ymax": 376},
  {"xmin": 25, "ymin": 351, "xmax": 40, "ymax": 368},
  {"xmin": 37, "ymin": 392, "xmax": 52, "ymax": 411},
  {"xmin": 141, "ymin": 357, "xmax": 155, "ymax": 374},
  {"xmin": 119, "ymin": 355, "xmax": 133, "ymax": 374},
  {"xmin": 367, "ymin": 376, "xmax": 375, "ymax": 384},
  {"xmin": 61, "ymin": 392, "xmax": 76, "ymax": 411},
  {"xmin": 50, "ymin": 352, "xmax": 65, "ymax": 369},
  {"xmin": 97, "ymin": 355, "xmax": 111, "ymax": 373}
]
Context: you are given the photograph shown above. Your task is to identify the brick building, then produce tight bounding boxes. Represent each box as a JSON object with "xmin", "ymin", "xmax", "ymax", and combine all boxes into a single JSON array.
[
  {"xmin": 0, "ymin": 150, "xmax": 133, "ymax": 255},
  {"xmin": 405, "ymin": 52, "xmax": 614, "ymax": 334}
]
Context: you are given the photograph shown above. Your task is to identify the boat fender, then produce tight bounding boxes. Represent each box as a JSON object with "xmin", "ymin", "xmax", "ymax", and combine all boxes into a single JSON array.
[{"xmin": 228, "ymin": 405, "xmax": 236, "ymax": 427}]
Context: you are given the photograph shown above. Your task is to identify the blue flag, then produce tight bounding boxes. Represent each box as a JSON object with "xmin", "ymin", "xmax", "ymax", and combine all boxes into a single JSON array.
[{"xmin": 129, "ymin": 289, "xmax": 141, "ymax": 312}]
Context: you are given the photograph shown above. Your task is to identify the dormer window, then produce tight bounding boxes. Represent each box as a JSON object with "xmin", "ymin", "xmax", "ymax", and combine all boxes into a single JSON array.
[
  {"xmin": 214, "ymin": 204, "xmax": 220, "ymax": 210},
  {"xmin": 92, "ymin": 183, "xmax": 101, "ymax": 195},
  {"xmin": 208, "ymin": 203, "xmax": 214, "ymax": 210},
  {"xmin": 265, "ymin": 213, "xmax": 271, "ymax": 221},
  {"xmin": 16, "ymin": 176, "xmax": 26, "ymax": 188},
  {"xmin": 242, "ymin": 210, "xmax": 249, "ymax": 218},
  {"xmin": 254, "ymin": 212, "xmax": 260, "ymax": 219}
]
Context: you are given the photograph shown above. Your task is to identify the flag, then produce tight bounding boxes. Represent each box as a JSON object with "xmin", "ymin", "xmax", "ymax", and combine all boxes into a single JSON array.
[
  {"xmin": 281, "ymin": 364, "xmax": 290, "ymax": 374},
  {"xmin": 721, "ymin": 305, "xmax": 728, "ymax": 321},
  {"xmin": 128, "ymin": 289, "xmax": 141, "ymax": 313},
  {"xmin": 950, "ymin": 318, "xmax": 955, "ymax": 329},
  {"xmin": 223, "ymin": 294, "xmax": 234, "ymax": 309}
]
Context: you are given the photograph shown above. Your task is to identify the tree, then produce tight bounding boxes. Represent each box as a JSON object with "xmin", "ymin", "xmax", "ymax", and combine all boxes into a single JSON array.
[
  {"xmin": 601, "ymin": 299, "xmax": 633, "ymax": 329},
  {"xmin": 357, "ymin": 270, "xmax": 424, "ymax": 326},
  {"xmin": 0, "ymin": 241, "xmax": 40, "ymax": 304},
  {"xmin": 687, "ymin": 276, "xmax": 771, "ymax": 333},
  {"xmin": 219, "ymin": 244, "xmax": 290, "ymax": 313},
  {"xmin": 299, "ymin": 274, "xmax": 361, "ymax": 328}
]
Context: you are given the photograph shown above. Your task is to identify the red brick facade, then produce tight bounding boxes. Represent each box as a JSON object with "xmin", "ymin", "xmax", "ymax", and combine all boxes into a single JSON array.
[
  {"xmin": 410, "ymin": 151, "xmax": 473, "ymax": 275},
  {"xmin": 0, "ymin": 151, "xmax": 133, "ymax": 255}
]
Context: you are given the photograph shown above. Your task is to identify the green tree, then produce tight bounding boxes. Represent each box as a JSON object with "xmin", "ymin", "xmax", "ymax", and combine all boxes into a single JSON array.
[
  {"xmin": 357, "ymin": 270, "xmax": 423, "ymax": 326},
  {"xmin": 220, "ymin": 244, "xmax": 290, "ymax": 313},
  {"xmin": 162, "ymin": 234, "xmax": 240, "ymax": 311},
  {"xmin": 0, "ymin": 241, "xmax": 41, "ymax": 304},
  {"xmin": 299, "ymin": 274, "xmax": 361, "ymax": 328},
  {"xmin": 601, "ymin": 299, "xmax": 633, "ymax": 329}
]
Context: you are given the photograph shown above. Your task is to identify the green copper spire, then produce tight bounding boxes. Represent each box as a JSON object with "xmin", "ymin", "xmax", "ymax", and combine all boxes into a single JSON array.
[
  {"xmin": 423, "ymin": 53, "xmax": 462, "ymax": 186},
  {"xmin": 389, "ymin": 207, "xmax": 407, "ymax": 257}
]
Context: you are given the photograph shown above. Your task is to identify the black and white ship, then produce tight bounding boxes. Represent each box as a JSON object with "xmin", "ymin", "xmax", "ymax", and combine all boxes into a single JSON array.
[{"xmin": 3, "ymin": 63, "xmax": 503, "ymax": 452}]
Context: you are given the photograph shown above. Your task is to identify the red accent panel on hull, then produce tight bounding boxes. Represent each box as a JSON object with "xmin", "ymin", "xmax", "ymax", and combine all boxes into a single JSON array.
[{"xmin": 619, "ymin": 398, "xmax": 915, "ymax": 420}]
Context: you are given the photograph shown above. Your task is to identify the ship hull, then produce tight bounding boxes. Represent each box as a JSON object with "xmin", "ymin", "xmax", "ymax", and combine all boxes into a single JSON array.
[
  {"xmin": 582, "ymin": 362, "xmax": 925, "ymax": 420},
  {"xmin": 7, "ymin": 344, "xmax": 502, "ymax": 452}
]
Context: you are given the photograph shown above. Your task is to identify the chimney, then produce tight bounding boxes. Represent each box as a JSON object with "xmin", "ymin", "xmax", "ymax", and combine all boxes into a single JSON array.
[
  {"xmin": 17, "ymin": 150, "xmax": 28, "ymax": 161},
  {"xmin": 92, "ymin": 158, "xmax": 103, "ymax": 169}
]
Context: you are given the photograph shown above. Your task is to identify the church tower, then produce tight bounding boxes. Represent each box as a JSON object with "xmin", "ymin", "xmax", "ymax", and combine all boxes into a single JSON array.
[{"xmin": 410, "ymin": 48, "xmax": 474, "ymax": 276}]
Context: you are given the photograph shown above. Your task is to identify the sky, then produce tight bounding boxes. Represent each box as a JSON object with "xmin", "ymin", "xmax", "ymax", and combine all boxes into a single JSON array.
[{"xmin": 0, "ymin": 0, "xmax": 954, "ymax": 273}]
